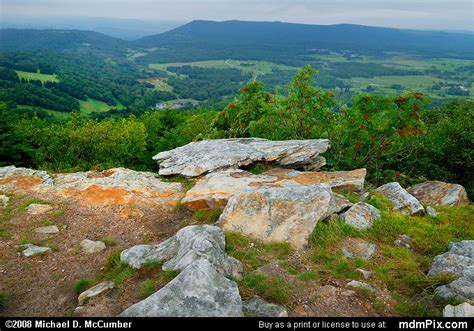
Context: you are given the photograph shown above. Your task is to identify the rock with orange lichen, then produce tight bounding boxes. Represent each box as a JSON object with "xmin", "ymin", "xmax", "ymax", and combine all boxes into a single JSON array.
[
  {"xmin": 407, "ymin": 181, "xmax": 470, "ymax": 207},
  {"xmin": 182, "ymin": 168, "xmax": 365, "ymax": 210},
  {"xmin": 0, "ymin": 166, "xmax": 185, "ymax": 209}
]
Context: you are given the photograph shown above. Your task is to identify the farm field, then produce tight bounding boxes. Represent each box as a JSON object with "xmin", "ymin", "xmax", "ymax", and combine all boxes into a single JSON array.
[
  {"xmin": 15, "ymin": 69, "xmax": 59, "ymax": 83},
  {"xmin": 79, "ymin": 98, "xmax": 124, "ymax": 115}
]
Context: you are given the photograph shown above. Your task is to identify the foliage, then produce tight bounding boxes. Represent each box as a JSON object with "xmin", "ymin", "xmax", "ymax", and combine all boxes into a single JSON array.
[{"xmin": 74, "ymin": 278, "xmax": 93, "ymax": 294}]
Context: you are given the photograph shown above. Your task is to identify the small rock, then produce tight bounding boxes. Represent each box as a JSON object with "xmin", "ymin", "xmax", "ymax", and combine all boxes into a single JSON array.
[
  {"xmin": 26, "ymin": 203, "xmax": 53, "ymax": 215},
  {"xmin": 22, "ymin": 244, "xmax": 51, "ymax": 257},
  {"xmin": 443, "ymin": 302, "xmax": 474, "ymax": 317},
  {"xmin": 342, "ymin": 238, "xmax": 376, "ymax": 260},
  {"xmin": 342, "ymin": 202, "xmax": 381, "ymax": 230},
  {"xmin": 34, "ymin": 225, "xmax": 59, "ymax": 234},
  {"xmin": 426, "ymin": 206, "xmax": 438, "ymax": 218},
  {"xmin": 78, "ymin": 281, "xmax": 114, "ymax": 305},
  {"xmin": 243, "ymin": 296, "xmax": 288, "ymax": 317},
  {"xmin": 394, "ymin": 234, "xmax": 412, "ymax": 249},
  {"xmin": 0, "ymin": 194, "xmax": 9, "ymax": 207},
  {"xmin": 407, "ymin": 181, "xmax": 470, "ymax": 207},
  {"xmin": 347, "ymin": 280, "xmax": 375, "ymax": 293},
  {"xmin": 80, "ymin": 239, "xmax": 106, "ymax": 254},
  {"xmin": 356, "ymin": 268, "xmax": 373, "ymax": 280}
]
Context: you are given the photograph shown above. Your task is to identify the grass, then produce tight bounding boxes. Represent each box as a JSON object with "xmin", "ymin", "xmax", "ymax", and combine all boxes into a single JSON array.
[
  {"xmin": 99, "ymin": 250, "xmax": 134, "ymax": 285},
  {"xmin": 193, "ymin": 208, "xmax": 222, "ymax": 224},
  {"xmin": 18, "ymin": 198, "xmax": 49, "ymax": 211},
  {"xmin": 243, "ymin": 274, "xmax": 290, "ymax": 304},
  {"xmin": 101, "ymin": 237, "xmax": 117, "ymax": 246},
  {"xmin": 74, "ymin": 278, "xmax": 93, "ymax": 294},
  {"xmin": 15, "ymin": 69, "xmax": 59, "ymax": 83},
  {"xmin": 161, "ymin": 176, "xmax": 195, "ymax": 191},
  {"xmin": 0, "ymin": 292, "xmax": 6, "ymax": 307},
  {"xmin": 137, "ymin": 279, "xmax": 156, "ymax": 299}
]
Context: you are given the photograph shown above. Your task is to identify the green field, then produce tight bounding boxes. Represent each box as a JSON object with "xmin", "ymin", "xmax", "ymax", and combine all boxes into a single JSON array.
[
  {"xmin": 15, "ymin": 70, "xmax": 59, "ymax": 83},
  {"xmin": 79, "ymin": 98, "xmax": 125, "ymax": 114},
  {"xmin": 150, "ymin": 59, "xmax": 295, "ymax": 80}
]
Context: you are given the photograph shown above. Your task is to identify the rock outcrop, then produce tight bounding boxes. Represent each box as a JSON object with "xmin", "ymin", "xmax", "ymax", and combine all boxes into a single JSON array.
[
  {"xmin": 375, "ymin": 182, "xmax": 425, "ymax": 215},
  {"xmin": 182, "ymin": 168, "xmax": 366, "ymax": 210},
  {"xmin": 218, "ymin": 184, "xmax": 338, "ymax": 249},
  {"xmin": 121, "ymin": 225, "xmax": 242, "ymax": 279},
  {"xmin": 342, "ymin": 202, "xmax": 381, "ymax": 230},
  {"xmin": 153, "ymin": 138, "xmax": 330, "ymax": 177},
  {"xmin": 429, "ymin": 240, "xmax": 473, "ymax": 304},
  {"xmin": 407, "ymin": 181, "xmax": 470, "ymax": 207},
  {"xmin": 119, "ymin": 259, "xmax": 243, "ymax": 317},
  {"xmin": 0, "ymin": 166, "xmax": 185, "ymax": 210}
]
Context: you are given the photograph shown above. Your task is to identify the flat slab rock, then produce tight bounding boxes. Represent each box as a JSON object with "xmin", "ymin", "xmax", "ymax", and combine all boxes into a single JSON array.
[
  {"xmin": 153, "ymin": 138, "xmax": 330, "ymax": 177},
  {"xmin": 22, "ymin": 244, "xmax": 51, "ymax": 257},
  {"xmin": 182, "ymin": 168, "xmax": 366, "ymax": 210},
  {"xmin": 119, "ymin": 259, "xmax": 243, "ymax": 317},
  {"xmin": 217, "ymin": 184, "xmax": 338, "ymax": 249},
  {"xmin": 375, "ymin": 182, "xmax": 425, "ymax": 215},
  {"xmin": 429, "ymin": 240, "xmax": 474, "ymax": 304},
  {"xmin": 407, "ymin": 181, "xmax": 470, "ymax": 207},
  {"xmin": 26, "ymin": 203, "xmax": 53, "ymax": 215},
  {"xmin": 120, "ymin": 225, "xmax": 242, "ymax": 279},
  {"xmin": 34, "ymin": 225, "xmax": 59, "ymax": 234},
  {"xmin": 80, "ymin": 239, "xmax": 106, "ymax": 254},
  {"xmin": 0, "ymin": 166, "xmax": 184, "ymax": 209}
]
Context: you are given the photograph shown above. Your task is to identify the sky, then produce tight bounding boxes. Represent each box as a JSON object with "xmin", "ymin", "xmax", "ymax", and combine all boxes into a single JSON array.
[{"xmin": 1, "ymin": 0, "xmax": 473, "ymax": 31}]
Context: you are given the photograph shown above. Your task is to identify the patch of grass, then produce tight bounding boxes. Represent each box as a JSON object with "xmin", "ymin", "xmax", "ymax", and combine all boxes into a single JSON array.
[
  {"xmin": 41, "ymin": 219, "xmax": 55, "ymax": 226},
  {"xmin": 101, "ymin": 237, "xmax": 117, "ymax": 246},
  {"xmin": 158, "ymin": 270, "xmax": 179, "ymax": 284},
  {"xmin": 18, "ymin": 198, "xmax": 48, "ymax": 211},
  {"xmin": 0, "ymin": 224, "xmax": 9, "ymax": 239},
  {"xmin": 46, "ymin": 243, "xmax": 59, "ymax": 251},
  {"xmin": 297, "ymin": 271, "xmax": 319, "ymax": 281},
  {"xmin": 365, "ymin": 192, "xmax": 393, "ymax": 212},
  {"xmin": 15, "ymin": 69, "xmax": 59, "ymax": 83},
  {"xmin": 226, "ymin": 232, "xmax": 292, "ymax": 271},
  {"xmin": 0, "ymin": 292, "xmax": 6, "ymax": 307},
  {"xmin": 74, "ymin": 278, "xmax": 93, "ymax": 294},
  {"xmin": 51, "ymin": 209, "xmax": 65, "ymax": 218},
  {"xmin": 193, "ymin": 208, "xmax": 222, "ymax": 224},
  {"xmin": 310, "ymin": 218, "xmax": 365, "ymax": 249},
  {"xmin": 100, "ymin": 250, "xmax": 134, "ymax": 285},
  {"xmin": 243, "ymin": 274, "xmax": 290, "ymax": 304},
  {"xmin": 246, "ymin": 163, "xmax": 272, "ymax": 175},
  {"xmin": 79, "ymin": 98, "xmax": 112, "ymax": 114},
  {"xmin": 137, "ymin": 279, "xmax": 156, "ymax": 299},
  {"xmin": 161, "ymin": 176, "xmax": 195, "ymax": 191},
  {"xmin": 332, "ymin": 189, "xmax": 360, "ymax": 204}
]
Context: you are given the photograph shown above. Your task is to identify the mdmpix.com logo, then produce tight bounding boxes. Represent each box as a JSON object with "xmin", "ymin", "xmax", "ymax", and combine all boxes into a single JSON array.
[{"xmin": 399, "ymin": 320, "xmax": 469, "ymax": 330}]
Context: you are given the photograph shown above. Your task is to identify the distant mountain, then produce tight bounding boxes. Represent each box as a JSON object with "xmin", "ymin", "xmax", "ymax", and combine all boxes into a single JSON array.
[
  {"xmin": 135, "ymin": 20, "xmax": 474, "ymax": 60},
  {"xmin": 0, "ymin": 29, "xmax": 130, "ymax": 54}
]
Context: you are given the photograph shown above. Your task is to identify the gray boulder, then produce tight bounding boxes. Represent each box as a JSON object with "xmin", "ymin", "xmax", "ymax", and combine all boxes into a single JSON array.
[
  {"xmin": 121, "ymin": 225, "xmax": 242, "ymax": 278},
  {"xmin": 243, "ymin": 296, "xmax": 288, "ymax": 317},
  {"xmin": 375, "ymin": 182, "xmax": 425, "ymax": 215},
  {"xmin": 119, "ymin": 259, "xmax": 243, "ymax": 317},
  {"xmin": 429, "ymin": 241, "xmax": 474, "ymax": 304},
  {"xmin": 26, "ymin": 203, "xmax": 53, "ymax": 215},
  {"xmin": 394, "ymin": 234, "xmax": 413, "ymax": 249},
  {"xmin": 407, "ymin": 181, "xmax": 470, "ymax": 207},
  {"xmin": 342, "ymin": 202, "xmax": 381, "ymax": 230},
  {"xmin": 153, "ymin": 138, "xmax": 330, "ymax": 177}
]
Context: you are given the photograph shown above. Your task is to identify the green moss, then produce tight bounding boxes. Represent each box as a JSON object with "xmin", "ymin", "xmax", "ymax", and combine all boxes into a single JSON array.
[
  {"xmin": 137, "ymin": 279, "xmax": 156, "ymax": 299},
  {"xmin": 0, "ymin": 292, "xmax": 7, "ymax": 307},
  {"xmin": 297, "ymin": 271, "xmax": 319, "ymax": 281},
  {"xmin": 101, "ymin": 237, "xmax": 117, "ymax": 246},
  {"xmin": 161, "ymin": 176, "xmax": 195, "ymax": 191}
]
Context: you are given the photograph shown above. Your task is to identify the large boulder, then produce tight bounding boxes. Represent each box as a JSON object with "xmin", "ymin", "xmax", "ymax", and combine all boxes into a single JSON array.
[
  {"xmin": 342, "ymin": 202, "xmax": 381, "ymax": 230},
  {"xmin": 119, "ymin": 259, "xmax": 243, "ymax": 317},
  {"xmin": 121, "ymin": 225, "xmax": 242, "ymax": 278},
  {"xmin": 375, "ymin": 182, "xmax": 425, "ymax": 215},
  {"xmin": 153, "ymin": 138, "xmax": 330, "ymax": 177},
  {"xmin": 0, "ymin": 166, "xmax": 52, "ymax": 192},
  {"xmin": 182, "ymin": 168, "xmax": 366, "ymax": 210},
  {"xmin": 407, "ymin": 181, "xmax": 470, "ymax": 207},
  {"xmin": 429, "ymin": 240, "xmax": 474, "ymax": 304},
  {"xmin": 217, "ymin": 184, "xmax": 337, "ymax": 249},
  {"xmin": 443, "ymin": 303, "xmax": 474, "ymax": 317}
]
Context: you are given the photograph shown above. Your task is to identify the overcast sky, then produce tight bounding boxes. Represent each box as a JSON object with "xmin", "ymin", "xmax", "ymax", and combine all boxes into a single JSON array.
[{"xmin": 2, "ymin": 0, "xmax": 473, "ymax": 31}]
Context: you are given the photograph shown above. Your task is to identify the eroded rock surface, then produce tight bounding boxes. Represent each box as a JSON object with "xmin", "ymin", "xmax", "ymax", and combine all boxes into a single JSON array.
[
  {"xmin": 153, "ymin": 138, "xmax": 330, "ymax": 177},
  {"xmin": 243, "ymin": 296, "xmax": 288, "ymax": 317},
  {"xmin": 407, "ymin": 181, "xmax": 470, "ymax": 207}
]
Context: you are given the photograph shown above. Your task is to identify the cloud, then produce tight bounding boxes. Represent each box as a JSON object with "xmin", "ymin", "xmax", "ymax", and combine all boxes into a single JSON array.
[{"xmin": 1, "ymin": 0, "xmax": 473, "ymax": 30}]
